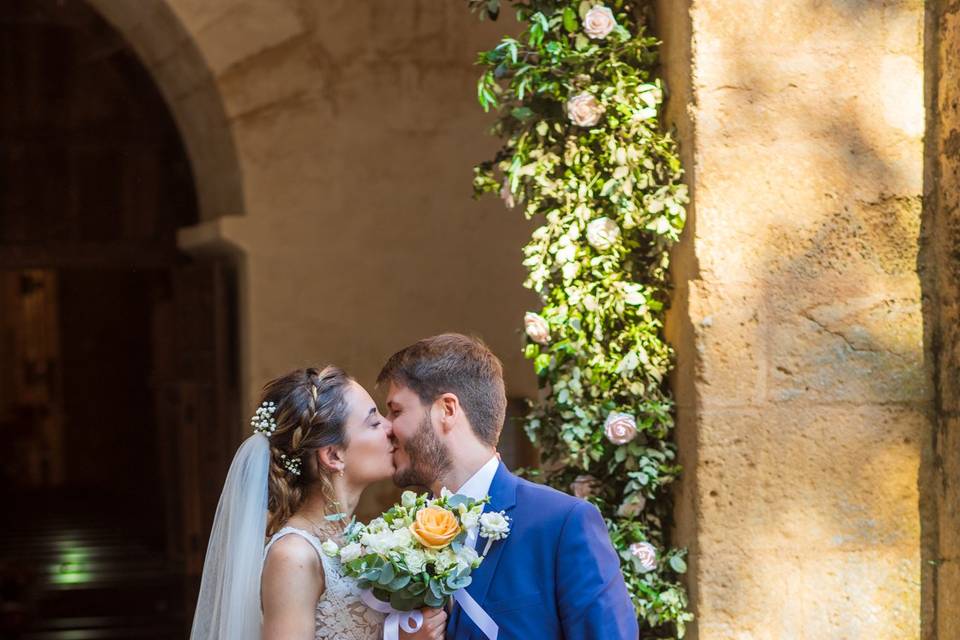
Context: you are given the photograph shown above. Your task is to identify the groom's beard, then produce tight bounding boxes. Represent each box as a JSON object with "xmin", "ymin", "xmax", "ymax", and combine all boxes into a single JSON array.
[{"xmin": 393, "ymin": 412, "xmax": 452, "ymax": 489}]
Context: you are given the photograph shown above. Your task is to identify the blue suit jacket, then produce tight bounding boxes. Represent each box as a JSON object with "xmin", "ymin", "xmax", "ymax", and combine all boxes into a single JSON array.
[{"xmin": 447, "ymin": 463, "xmax": 639, "ymax": 639}]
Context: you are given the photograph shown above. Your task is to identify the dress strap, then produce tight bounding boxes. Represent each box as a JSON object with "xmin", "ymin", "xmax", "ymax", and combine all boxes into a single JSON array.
[{"xmin": 264, "ymin": 526, "xmax": 326, "ymax": 561}]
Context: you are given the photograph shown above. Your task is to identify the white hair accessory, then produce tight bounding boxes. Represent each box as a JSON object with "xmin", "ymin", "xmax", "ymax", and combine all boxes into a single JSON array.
[
  {"xmin": 250, "ymin": 401, "xmax": 278, "ymax": 436},
  {"xmin": 279, "ymin": 454, "xmax": 302, "ymax": 476}
]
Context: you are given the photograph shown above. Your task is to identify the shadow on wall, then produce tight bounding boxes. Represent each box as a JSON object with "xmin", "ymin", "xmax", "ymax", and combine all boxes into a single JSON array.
[{"xmin": 664, "ymin": 0, "xmax": 930, "ymax": 636}]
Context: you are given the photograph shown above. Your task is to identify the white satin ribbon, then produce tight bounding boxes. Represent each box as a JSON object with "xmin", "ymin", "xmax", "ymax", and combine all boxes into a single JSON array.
[
  {"xmin": 360, "ymin": 589, "xmax": 424, "ymax": 640},
  {"xmin": 453, "ymin": 588, "xmax": 499, "ymax": 640}
]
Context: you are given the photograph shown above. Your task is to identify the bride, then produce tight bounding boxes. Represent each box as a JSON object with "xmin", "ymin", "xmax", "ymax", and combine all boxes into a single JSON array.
[{"xmin": 189, "ymin": 366, "xmax": 446, "ymax": 640}]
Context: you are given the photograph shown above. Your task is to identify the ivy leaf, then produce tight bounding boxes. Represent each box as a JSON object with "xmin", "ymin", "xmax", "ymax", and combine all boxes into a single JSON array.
[
  {"xmin": 563, "ymin": 7, "xmax": 578, "ymax": 33},
  {"xmin": 669, "ymin": 555, "xmax": 688, "ymax": 574},
  {"xmin": 512, "ymin": 106, "xmax": 534, "ymax": 121}
]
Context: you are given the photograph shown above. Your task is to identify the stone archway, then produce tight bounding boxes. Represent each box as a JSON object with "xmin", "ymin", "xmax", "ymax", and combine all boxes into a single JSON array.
[{"xmin": 86, "ymin": 0, "xmax": 244, "ymax": 222}]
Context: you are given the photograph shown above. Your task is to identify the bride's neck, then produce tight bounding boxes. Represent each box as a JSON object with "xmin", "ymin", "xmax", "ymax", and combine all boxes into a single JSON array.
[{"xmin": 295, "ymin": 477, "xmax": 362, "ymax": 532}]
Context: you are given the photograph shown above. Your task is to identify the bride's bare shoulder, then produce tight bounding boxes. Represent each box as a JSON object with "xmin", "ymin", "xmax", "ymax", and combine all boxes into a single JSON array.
[
  {"xmin": 264, "ymin": 533, "xmax": 322, "ymax": 571},
  {"xmin": 262, "ymin": 533, "xmax": 325, "ymax": 606}
]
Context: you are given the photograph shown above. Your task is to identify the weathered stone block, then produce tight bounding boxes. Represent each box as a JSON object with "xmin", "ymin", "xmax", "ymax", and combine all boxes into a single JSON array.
[
  {"xmin": 687, "ymin": 282, "xmax": 765, "ymax": 407},
  {"xmin": 766, "ymin": 283, "xmax": 926, "ymax": 404}
]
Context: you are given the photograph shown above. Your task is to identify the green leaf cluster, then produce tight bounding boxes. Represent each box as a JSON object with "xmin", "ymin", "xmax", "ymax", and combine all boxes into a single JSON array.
[{"xmin": 469, "ymin": 1, "xmax": 693, "ymax": 636}]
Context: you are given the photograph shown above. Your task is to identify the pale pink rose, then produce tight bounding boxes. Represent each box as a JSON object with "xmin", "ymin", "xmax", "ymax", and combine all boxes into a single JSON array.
[
  {"xmin": 524, "ymin": 312, "xmax": 550, "ymax": 345},
  {"xmin": 617, "ymin": 495, "xmax": 647, "ymax": 518},
  {"xmin": 570, "ymin": 474, "xmax": 601, "ymax": 498},
  {"xmin": 567, "ymin": 93, "xmax": 604, "ymax": 127},
  {"xmin": 604, "ymin": 412, "xmax": 638, "ymax": 445},
  {"xmin": 500, "ymin": 178, "xmax": 516, "ymax": 209},
  {"xmin": 629, "ymin": 541, "xmax": 658, "ymax": 572},
  {"xmin": 583, "ymin": 5, "xmax": 617, "ymax": 40}
]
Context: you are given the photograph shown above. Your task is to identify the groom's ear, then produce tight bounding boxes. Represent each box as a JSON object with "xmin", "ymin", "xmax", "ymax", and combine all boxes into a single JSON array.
[{"xmin": 436, "ymin": 393, "xmax": 460, "ymax": 435}]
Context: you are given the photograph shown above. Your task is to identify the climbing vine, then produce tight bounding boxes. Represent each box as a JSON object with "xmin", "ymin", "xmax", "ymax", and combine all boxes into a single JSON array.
[{"xmin": 467, "ymin": 1, "xmax": 693, "ymax": 636}]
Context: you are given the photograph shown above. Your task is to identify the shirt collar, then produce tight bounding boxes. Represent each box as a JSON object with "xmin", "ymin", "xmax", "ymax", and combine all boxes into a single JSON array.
[{"xmin": 453, "ymin": 455, "xmax": 500, "ymax": 501}]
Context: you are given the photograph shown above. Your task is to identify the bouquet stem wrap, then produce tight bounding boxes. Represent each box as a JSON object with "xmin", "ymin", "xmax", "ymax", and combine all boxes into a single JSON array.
[{"xmin": 360, "ymin": 589, "xmax": 423, "ymax": 640}]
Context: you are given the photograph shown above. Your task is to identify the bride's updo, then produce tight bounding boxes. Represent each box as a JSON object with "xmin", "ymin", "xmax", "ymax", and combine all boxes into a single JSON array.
[{"xmin": 257, "ymin": 366, "xmax": 353, "ymax": 537}]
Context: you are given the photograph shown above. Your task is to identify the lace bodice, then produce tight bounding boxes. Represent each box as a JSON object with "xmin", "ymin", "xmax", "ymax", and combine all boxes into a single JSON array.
[{"xmin": 264, "ymin": 527, "xmax": 385, "ymax": 640}]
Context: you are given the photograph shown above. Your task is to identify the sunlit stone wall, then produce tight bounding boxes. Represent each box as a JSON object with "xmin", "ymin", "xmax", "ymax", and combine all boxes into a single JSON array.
[{"xmin": 660, "ymin": 0, "xmax": 929, "ymax": 637}]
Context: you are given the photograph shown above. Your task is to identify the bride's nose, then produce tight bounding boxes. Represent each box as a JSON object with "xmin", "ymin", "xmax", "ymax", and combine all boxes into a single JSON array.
[{"xmin": 383, "ymin": 418, "xmax": 394, "ymax": 438}]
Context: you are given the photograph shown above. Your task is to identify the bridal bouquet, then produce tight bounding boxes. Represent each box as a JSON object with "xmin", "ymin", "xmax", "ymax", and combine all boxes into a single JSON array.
[{"xmin": 322, "ymin": 489, "xmax": 511, "ymax": 612}]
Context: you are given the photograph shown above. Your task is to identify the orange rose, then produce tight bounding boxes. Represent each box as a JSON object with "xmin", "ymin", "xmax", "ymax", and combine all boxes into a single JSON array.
[{"xmin": 409, "ymin": 506, "xmax": 461, "ymax": 550}]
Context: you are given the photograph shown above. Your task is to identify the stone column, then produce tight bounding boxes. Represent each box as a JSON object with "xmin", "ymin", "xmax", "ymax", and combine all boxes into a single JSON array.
[
  {"xmin": 662, "ymin": 1, "xmax": 929, "ymax": 637},
  {"xmin": 924, "ymin": 1, "xmax": 960, "ymax": 638}
]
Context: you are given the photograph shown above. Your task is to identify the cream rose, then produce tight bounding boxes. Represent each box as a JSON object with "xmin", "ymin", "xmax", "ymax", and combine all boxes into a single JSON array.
[
  {"xmin": 570, "ymin": 474, "xmax": 600, "ymax": 499},
  {"xmin": 586, "ymin": 217, "xmax": 620, "ymax": 251},
  {"xmin": 604, "ymin": 411, "xmax": 638, "ymax": 445},
  {"xmin": 321, "ymin": 539, "xmax": 339, "ymax": 558},
  {"xmin": 567, "ymin": 92, "xmax": 604, "ymax": 127},
  {"xmin": 629, "ymin": 541, "xmax": 658, "ymax": 573},
  {"xmin": 583, "ymin": 5, "xmax": 617, "ymax": 39},
  {"xmin": 524, "ymin": 312, "xmax": 551, "ymax": 345},
  {"xmin": 339, "ymin": 542, "xmax": 363, "ymax": 563}
]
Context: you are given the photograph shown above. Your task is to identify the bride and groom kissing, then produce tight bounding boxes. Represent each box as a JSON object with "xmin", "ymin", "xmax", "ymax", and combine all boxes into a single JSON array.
[{"xmin": 190, "ymin": 333, "xmax": 639, "ymax": 640}]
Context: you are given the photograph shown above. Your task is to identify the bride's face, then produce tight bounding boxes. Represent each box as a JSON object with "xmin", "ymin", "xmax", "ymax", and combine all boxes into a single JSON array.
[{"xmin": 338, "ymin": 381, "xmax": 395, "ymax": 486}]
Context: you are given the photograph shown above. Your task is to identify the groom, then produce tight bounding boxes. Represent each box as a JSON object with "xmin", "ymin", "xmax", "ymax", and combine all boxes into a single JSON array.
[{"xmin": 379, "ymin": 333, "xmax": 639, "ymax": 639}]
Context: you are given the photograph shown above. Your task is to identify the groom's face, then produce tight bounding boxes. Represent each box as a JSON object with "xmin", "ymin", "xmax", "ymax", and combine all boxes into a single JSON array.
[{"xmin": 385, "ymin": 382, "xmax": 451, "ymax": 488}]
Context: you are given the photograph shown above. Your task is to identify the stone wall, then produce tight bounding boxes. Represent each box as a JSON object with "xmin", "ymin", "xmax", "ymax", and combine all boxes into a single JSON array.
[
  {"xmin": 924, "ymin": 1, "xmax": 960, "ymax": 638},
  {"xmin": 661, "ymin": 0, "xmax": 929, "ymax": 637},
  {"xmin": 91, "ymin": 0, "xmax": 539, "ymax": 410}
]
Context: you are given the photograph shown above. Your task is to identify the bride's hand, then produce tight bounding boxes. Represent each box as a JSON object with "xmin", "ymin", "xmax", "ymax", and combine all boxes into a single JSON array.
[{"xmin": 399, "ymin": 607, "xmax": 447, "ymax": 640}]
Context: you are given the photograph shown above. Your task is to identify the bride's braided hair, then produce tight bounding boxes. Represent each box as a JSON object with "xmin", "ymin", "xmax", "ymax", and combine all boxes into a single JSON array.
[{"xmin": 258, "ymin": 366, "xmax": 353, "ymax": 537}]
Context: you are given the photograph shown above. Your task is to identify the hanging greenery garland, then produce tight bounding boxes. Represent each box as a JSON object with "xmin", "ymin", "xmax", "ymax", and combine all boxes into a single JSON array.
[{"xmin": 467, "ymin": 0, "xmax": 693, "ymax": 636}]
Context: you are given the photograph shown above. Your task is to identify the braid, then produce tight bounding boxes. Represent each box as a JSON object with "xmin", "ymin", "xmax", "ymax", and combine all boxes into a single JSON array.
[{"xmin": 260, "ymin": 366, "xmax": 353, "ymax": 537}]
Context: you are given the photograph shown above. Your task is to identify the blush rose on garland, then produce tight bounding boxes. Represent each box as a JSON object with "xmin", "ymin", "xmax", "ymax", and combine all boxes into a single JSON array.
[{"xmin": 466, "ymin": 0, "xmax": 693, "ymax": 636}]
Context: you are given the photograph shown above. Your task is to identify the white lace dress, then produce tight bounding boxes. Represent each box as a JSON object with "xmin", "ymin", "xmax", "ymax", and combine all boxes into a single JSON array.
[{"xmin": 264, "ymin": 526, "xmax": 385, "ymax": 640}]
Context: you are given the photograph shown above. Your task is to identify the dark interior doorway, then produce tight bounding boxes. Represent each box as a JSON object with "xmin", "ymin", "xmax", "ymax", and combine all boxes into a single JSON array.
[{"xmin": 0, "ymin": 2, "xmax": 237, "ymax": 638}]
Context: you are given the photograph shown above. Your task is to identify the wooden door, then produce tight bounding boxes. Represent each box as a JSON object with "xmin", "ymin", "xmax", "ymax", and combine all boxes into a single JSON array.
[{"xmin": 152, "ymin": 258, "xmax": 239, "ymax": 577}]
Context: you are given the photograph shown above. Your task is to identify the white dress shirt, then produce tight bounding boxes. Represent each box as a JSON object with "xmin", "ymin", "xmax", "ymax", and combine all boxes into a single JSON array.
[{"xmin": 452, "ymin": 455, "xmax": 499, "ymax": 550}]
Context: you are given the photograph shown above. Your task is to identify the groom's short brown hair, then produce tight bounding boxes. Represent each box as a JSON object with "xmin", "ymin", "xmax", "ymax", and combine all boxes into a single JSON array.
[{"xmin": 377, "ymin": 333, "xmax": 507, "ymax": 447}]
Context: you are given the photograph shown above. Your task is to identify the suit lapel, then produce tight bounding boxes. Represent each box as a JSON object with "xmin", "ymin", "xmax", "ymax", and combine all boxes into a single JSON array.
[{"xmin": 459, "ymin": 463, "xmax": 517, "ymax": 632}]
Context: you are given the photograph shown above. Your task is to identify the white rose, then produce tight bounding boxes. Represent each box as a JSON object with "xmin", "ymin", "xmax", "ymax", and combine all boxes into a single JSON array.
[
  {"xmin": 458, "ymin": 503, "xmax": 482, "ymax": 531},
  {"xmin": 586, "ymin": 217, "xmax": 620, "ymax": 251},
  {"xmin": 479, "ymin": 511, "xmax": 511, "ymax": 541},
  {"xmin": 583, "ymin": 5, "xmax": 617, "ymax": 40},
  {"xmin": 361, "ymin": 530, "xmax": 397, "ymax": 555},
  {"xmin": 401, "ymin": 490, "xmax": 418, "ymax": 509},
  {"xmin": 570, "ymin": 474, "xmax": 601, "ymax": 499},
  {"xmin": 604, "ymin": 411, "xmax": 638, "ymax": 445},
  {"xmin": 524, "ymin": 312, "xmax": 551, "ymax": 345},
  {"xmin": 367, "ymin": 517, "xmax": 388, "ymax": 533},
  {"xmin": 321, "ymin": 539, "xmax": 339, "ymax": 558},
  {"xmin": 455, "ymin": 544, "xmax": 480, "ymax": 570},
  {"xmin": 567, "ymin": 92, "xmax": 604, "ymax": 127},
  {"xmin": 339, "ymin": 542, "xmax": 363, "ymax": 563},
  {"xmin": 404, "ymin": 548, "xmax": 427, "ymax": 574},
  {"xmin": 629, "ymin": 541, "xmax": 658, "ymax": 573},
  {"xmin": 391, "ymin": 528, "xmax": 413, "ymax": 549}
]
